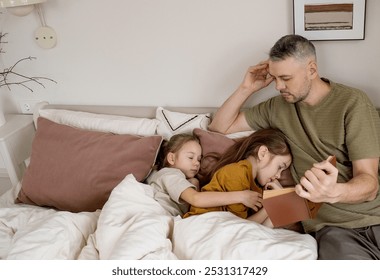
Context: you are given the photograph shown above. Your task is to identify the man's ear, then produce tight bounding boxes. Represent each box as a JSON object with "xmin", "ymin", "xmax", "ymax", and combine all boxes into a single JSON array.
[
  {"xmin": 308, "ymin": 60, "xmax": 318, "ymax": 78},
  {"xmin": 167, "ymin": 152, "xmax": 175, "ymax": 166}
]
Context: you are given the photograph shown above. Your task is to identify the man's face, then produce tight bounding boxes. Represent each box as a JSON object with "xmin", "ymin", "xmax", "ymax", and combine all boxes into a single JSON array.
[{"xmin": 268, "ymin": 57, "xmax": 312, "ymax": 104}]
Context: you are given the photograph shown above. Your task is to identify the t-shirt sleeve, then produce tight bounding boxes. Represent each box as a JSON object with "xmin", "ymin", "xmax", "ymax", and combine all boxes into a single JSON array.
[
  {"xmin": 244, "ymin": 99, "xmax": 273, "ymax": 130},
  {"xmin": 160, "ymin": 169, "xmax": 196, "ymax": 204},
  {"xmin": 345, "ymin": 96, "xmax": 380, "ymax": 161}
]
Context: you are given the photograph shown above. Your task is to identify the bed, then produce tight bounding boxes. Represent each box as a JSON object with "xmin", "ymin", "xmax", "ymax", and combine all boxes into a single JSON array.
[{"xmin": 0, "ymin": 102, "xmax": 317, "ymax": 260}]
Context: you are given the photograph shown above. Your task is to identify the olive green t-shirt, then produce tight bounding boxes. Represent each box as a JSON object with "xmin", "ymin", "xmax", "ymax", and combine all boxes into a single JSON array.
[{"xmin": 245, "ymin": 79, "xmax": 380, "ymax": 232}]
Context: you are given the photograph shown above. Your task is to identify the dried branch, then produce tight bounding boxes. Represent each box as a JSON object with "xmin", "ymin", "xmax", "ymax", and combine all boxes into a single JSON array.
[
  {"xmin": 0, "ymin": 32, "xmax": 7, "ymax": 54},
  {"xmin": 0, "ymin": 32, "xmax": 57, "ymax": 92}
]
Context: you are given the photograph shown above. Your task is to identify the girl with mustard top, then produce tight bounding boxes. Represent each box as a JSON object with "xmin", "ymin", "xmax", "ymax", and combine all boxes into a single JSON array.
[
  {"xmin": 183, "ymin": 128, "xmax": 292, "ymax": 227},
  {"xmin": 147, "ymin": 133, "xmax": 264, "ymax": 217}
]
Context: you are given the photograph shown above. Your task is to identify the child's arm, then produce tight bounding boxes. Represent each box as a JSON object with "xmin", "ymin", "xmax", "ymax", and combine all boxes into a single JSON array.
[
  {"xmin": 246, "ymin": 180, "xmax": 281, "ymax": 227},
  {"xmin": 247, "ymin": 208, "xmax": 274, "ymax": 228},
  {"xmin": 180, "ymin": 187, "xmax": 263, "ymax": 211}
]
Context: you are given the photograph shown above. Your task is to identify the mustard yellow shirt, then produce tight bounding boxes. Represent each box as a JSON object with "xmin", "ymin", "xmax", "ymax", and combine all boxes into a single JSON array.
[{"xmin": 184, "ymin": 159, "xmax": 260, "ymax": 219}]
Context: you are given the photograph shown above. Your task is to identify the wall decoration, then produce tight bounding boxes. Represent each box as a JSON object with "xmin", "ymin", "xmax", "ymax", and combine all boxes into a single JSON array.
[{"xmin": 293, "ymin": 0, "xmax": 366, "ymax": 41}]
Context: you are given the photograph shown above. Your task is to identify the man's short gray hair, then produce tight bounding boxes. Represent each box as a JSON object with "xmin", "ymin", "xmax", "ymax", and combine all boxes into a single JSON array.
[{"xmin": 269, "ymin": 34, "xmax": 316, "ymax": 62}]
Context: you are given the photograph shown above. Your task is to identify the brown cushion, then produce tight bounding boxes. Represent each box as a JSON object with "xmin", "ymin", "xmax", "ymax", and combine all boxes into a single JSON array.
[
  {"xmin": 193, "ymin": 128, "xmax": 236, "ymax": 187},
  {"xmin": 16, "ymin": 117, "xmax": 163, "ymax": 212}
]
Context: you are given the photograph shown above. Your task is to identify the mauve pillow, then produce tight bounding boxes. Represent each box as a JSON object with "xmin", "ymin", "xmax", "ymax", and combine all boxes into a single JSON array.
[
  {"xmin": 16, "ymin": 117, "xmax": 163, "ymax": 212},
  {"xmin": 193, "ymin": 128, "xmax": 237, "ymax": 187}
]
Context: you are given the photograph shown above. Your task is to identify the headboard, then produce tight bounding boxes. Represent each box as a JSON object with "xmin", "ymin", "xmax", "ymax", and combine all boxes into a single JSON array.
[{"xmin": 35, "ymin": 102, "xmax": 218, "ymax": 118}]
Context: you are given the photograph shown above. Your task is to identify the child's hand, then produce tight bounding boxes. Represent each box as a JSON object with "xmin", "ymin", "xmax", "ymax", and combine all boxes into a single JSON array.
[
  {"xmin": 188, "ymin": 177, "xmax": 200, "ymax": 191},
  {"xmin": 240, "ymin": 190, "xmax": 263, "ymax": 212},
  {"xmin": 264, "ymin": 179, "xmax": 283, "ymax": 190}
]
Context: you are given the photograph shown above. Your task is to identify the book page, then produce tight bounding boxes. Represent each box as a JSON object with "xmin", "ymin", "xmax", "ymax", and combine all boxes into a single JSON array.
[{"xmin": 263, "ymin": 187, "xmax": 296, "ymax": 199}]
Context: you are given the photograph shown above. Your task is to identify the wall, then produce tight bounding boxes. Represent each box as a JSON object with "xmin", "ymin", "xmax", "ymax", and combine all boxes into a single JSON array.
[{"xmin": 1, "ymin": 0, "xmax": 379, "ymax": 112}]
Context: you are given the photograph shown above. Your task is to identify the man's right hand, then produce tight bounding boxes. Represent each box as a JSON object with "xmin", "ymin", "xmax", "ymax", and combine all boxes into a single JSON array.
[
  {"xmin": 208, "ymin": 61, "xmax": 273, "ymax": 134},
  {"xmin": 240, "ymin": 61, "xmax": 274, "ymax": 95}
]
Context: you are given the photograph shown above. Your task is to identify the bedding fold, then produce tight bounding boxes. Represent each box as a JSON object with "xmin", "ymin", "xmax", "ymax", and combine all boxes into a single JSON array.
[{"xmin": 93, "ymin": 174, "xmax": 177, "ymax": 260}]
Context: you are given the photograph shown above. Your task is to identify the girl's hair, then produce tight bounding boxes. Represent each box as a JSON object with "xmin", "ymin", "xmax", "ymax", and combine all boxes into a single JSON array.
[
  {"xmin": 206, "ymin": 128, "xmax": 290, "ymax": 181},
  {"xmin": 156, "ymin": 133, "xmax": 200, "ymax": 170}
]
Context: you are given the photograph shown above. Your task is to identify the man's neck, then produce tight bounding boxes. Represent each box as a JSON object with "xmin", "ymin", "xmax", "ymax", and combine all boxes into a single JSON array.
[{"xmin": 302, "ymin": 77, "xmax": 331, "ymax": 106}]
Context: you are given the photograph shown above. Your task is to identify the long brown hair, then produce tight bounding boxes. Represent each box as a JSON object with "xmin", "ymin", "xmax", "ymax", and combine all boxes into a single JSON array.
[{"xmin": 206, "ymin": 128, "xmax": 290, "ymax": 181}]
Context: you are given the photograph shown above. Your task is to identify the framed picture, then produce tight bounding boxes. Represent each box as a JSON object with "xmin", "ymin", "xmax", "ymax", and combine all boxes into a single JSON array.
[{"xmin": 293, "ymin": 0, "xmax": 366, "ymax": 41}]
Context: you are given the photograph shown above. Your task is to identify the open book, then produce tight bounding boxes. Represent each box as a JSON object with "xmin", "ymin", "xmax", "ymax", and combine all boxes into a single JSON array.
[{"xmin": 262, "ymin": 156, "xmax": 336, "ymax": 228}]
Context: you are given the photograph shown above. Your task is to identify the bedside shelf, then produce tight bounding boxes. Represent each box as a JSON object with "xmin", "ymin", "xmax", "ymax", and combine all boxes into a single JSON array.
[{"xmin": 0, "ymin": 114, "xmax": 36, "ymax": 195}]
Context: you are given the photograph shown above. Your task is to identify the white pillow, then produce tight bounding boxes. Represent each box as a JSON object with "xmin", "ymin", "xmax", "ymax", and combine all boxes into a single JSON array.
[
  {"xmin": 156, "ymin": 107, "xmax": 211, "ymax": 140},
  {"xmin": 226, "ymin": 130, "xmax": 254, "ymax": 139},
  {"xmin": 37, "ymin": 109, "xmax": 159, "ymax": 136}
]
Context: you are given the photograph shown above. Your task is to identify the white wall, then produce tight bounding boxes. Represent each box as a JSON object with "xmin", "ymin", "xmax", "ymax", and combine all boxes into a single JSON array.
[{"xmin": 1, "ymin": 0, "xmax": 379, "ymax": 112}]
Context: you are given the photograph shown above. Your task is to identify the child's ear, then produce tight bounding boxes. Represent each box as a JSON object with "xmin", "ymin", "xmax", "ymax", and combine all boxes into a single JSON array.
[
  {"xmin": 258, "ymin": 145, "xmax": 268, "ymax": 161},
  {"xmin": 167, "ymin": 152, "xmax": 175, "ymax": 166}
]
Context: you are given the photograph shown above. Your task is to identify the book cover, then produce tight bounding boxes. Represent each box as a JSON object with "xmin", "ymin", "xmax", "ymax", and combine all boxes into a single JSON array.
[
  {"xmin": 262, "ymin": 187, "xmax": 318, "ymax": 227},
  {"xmin": 262, "ymin": 156, "xmax": 336, "ymax": 228}
]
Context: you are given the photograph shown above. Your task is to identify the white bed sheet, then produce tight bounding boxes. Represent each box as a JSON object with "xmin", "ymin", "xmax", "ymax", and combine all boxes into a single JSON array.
[
  {"xmin": 0, "ymin": 183, "xmax": 99, "ymax": 259},
  {"xmin": 0, "ymin": 175, "xmax": 317, "ymax": 260},
  {"xmin": 83, "ymin": 174, "xmax": 317, "ymax": 260}
]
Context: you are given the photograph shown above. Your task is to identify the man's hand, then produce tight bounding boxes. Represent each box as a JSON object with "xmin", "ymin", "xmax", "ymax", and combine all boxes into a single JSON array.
[
  {"xmin": 295, "ymin": 156, "xmax": 339, "ymax": 203},
  {"xmin": 208, "ymin": 60, "xmax": 274, "ymax": 135},
  {"xmin": 240, "ymin": 61, "xmax": 274, "ymax": 94}
]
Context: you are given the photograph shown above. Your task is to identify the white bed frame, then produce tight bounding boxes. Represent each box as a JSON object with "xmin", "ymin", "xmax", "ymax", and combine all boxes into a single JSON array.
[{"xmin": 35, "ymin": 102, "xmax": 218, "ymax": 118}]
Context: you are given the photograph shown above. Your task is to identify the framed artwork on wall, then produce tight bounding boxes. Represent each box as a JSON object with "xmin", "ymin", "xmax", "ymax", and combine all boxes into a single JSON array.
[{"xmin": 293, "ymin": 0, "xmax": 366, "ymax": 41}]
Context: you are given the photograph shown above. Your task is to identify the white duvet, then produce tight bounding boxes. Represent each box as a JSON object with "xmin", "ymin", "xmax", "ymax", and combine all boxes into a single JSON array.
[{"xmin": 0, "ymin": 174, "xmax": 317, "ymax": 260}]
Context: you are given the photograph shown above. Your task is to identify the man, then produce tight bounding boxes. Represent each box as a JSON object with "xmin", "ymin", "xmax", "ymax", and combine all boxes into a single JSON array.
[{"xmin": 208, "ymin": 34, "xmax": 380, "ymax": 259}]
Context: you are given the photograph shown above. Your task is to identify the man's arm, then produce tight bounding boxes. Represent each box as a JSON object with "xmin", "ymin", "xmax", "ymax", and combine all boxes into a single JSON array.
[
  {"xmin": 295, "ymin": 157, "xmax": 379, "ymax": 203},
  {"xmin": 208, "ymin": 84, "xmax": 253, "ymax": 134},
  {"xmin": 208, "ymin": 62, "xmax": 274, "ymax": 134}
]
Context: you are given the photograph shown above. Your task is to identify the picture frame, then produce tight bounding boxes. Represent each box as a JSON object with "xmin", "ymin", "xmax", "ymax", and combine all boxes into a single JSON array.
[{"xmin": 293, "ymin": 0, "xmax": 366, "ymax": 41}]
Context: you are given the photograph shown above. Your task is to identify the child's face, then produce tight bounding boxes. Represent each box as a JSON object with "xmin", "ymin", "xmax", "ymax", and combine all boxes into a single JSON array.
[
  {"xmin": 168, "ymin": 140, "xmax": 202, "ymax": 179},
  {"xmin": 256, "ymin": 153, "xmax": 292, "ymax": 186}
]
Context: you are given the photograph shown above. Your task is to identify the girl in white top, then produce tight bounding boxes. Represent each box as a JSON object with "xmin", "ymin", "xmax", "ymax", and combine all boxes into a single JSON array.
[{"xmin": 147, "ymin": 133, "xmax": 264, "ymax": 217}]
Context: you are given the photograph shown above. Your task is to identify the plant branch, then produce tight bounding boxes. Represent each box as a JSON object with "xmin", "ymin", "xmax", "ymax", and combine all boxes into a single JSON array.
[{"xmin": 0, "ymin": 32, "xmax": 56, "ymax": 92}]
